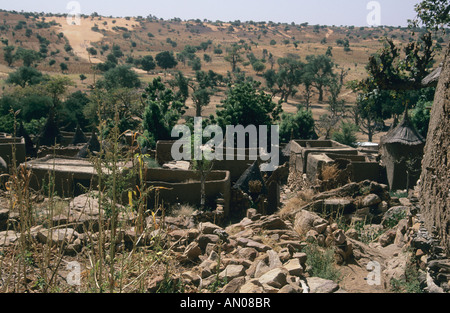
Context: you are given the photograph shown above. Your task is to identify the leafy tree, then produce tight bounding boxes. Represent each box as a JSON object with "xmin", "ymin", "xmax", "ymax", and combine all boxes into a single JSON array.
[
  {"xmin": 59, "ymin": 62, "xmax": 68, "ymax": 73},
  {"xmin": 408, "ymin": 0, "xmax": 450, "ymax": 31},
  {"xmin": 155, "ymin": 51, "xmax": 178, "ymax": 70},
  {"xmin": 189, "ymin": 57, "xmax": 202, "ymax": 71},
  {"xmin": 264, "ymin": 55, "xmax": 304, "ymax": 103},
  {"xmin": 86, "ymin": 47, "xmax": 98, "ymax": 56},
  {"xmin": 99, "ymin": 65, "xmax": 141, "ymax": 90},
  {"xmin": 140, "ymin": 55, "xmax": 156, "ymax": 73},
  {"xmin": 224, "ymin": 44, "xmax": 243, "ymax": 72},
  {"xmin": 6, "ymin": 66, "xmax": 44, "ymax": 87},
  {"xmin": 3, "ymin": 45, "xmax": 15, "ymax": 66},
  {"xmin": 191, "ymin": 87, "xmax": 212, "ymax": 117},
  {"xmin": 215, "ymin": 81, "xmax": 282, "ymax": 130},
  {"xmin": 15, "ymin": 47, "xmax": 40, "ymax": 67},
  {"xmin": 301, "ymin": 70, "xmax": 315, "ymax": 109},
  {"xmin": 79, "ymin": 74, "xmax": 87, "ymax": 82},
  {"xmin": 20, "ymin": 94, "xmax": 53, "ymax": 122},
  {"xmin": 61, "ymin": 90, "xmax": 90, "ymax": 130},
  {"xmin": 203, "ymin": 54, "xmax": 212, "ymax": 63},
  {"xmin": 305, "ymin": 54, "xmax": 335, "ymax": 102},
  {"xmin": 252, "ymin": 60, "xmax": 266, "ymax": 75},
  {"xmin": 168, "ymin": 71, "xmax": 190, "ymax": 103},
  {"xmin": 142, "ymin": 77, "xmax": 187, "ymax": 148},
  {"xmin": 279, "ymin": 108, "xmax": 315, "ymax": 143},
  {"xmin": 45, "ymin": 76, "xmax": 74, "ymax": 107}
]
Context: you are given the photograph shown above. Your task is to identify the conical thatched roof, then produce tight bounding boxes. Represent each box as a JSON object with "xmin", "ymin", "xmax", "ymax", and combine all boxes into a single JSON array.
[
  {"xmin": 71, "ymin": 124, "xmax": 88, "ymax": 145},
  {"xmin": 38, "ymin": 110, "xmax": 62, "ymax": 147},
  {"xmin": 76, "ymin": 130, "xmax": 101, "ymax": 158},
  {"xmin": 381, "ymin": 110, "xmax": 425, "ymax": 146}
]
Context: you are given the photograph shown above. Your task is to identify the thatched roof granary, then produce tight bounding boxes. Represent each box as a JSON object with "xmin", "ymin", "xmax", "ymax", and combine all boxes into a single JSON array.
[{"xmin": 381, "ymin": 111, "xmax": 425, "ymax": 191}]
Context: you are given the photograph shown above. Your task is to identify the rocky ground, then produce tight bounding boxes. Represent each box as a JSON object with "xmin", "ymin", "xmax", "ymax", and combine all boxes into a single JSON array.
[{"xmin": 0, "ymin": 180, "xmax": 449, "ymax": 293}]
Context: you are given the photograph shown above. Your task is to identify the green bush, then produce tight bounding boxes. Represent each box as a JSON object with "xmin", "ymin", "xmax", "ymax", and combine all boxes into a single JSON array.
[
  {"xmin": 332, "ymin": 122, "xmax": 359, "ymax": 147},
  {"xmin": 279, "ymin": 109, "xmax": 315, "ymax": 143}
]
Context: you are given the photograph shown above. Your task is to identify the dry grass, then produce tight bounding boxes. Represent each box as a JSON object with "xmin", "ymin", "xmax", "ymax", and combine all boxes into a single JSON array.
[
  {"xmin": 170, "ymin": 204, "xmax": 195, "ymax": 218},
  {"xmin": 320, "ymin": 163, "xmax": 340, "ymax": 181},
  {"xmin": 279, "ymin": 188, "xmax": 315, "ymax": 219}
]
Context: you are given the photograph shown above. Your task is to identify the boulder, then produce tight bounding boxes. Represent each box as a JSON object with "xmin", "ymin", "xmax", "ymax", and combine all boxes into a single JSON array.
[
  {"xmin": 362, "ymin": 194, "xmax": 382, "ymax": 207},
  {"xmin": 239, "ymin": 279, "xmax": 265, "ymax": 293},
  {"xmin": 258, "ymin": 267, "xmax": 288, "ymax": 289},
  {"xmin": 306, "ymin": 277, "xmax": 339, "ymax": 293},
  {"xmin": 36, "ymin": 228, "xmax": 78, "ymax": 246},
  {"xmin": 219, "ymin": 264, "xmax": 246, "ymax": 280},
  {"xmin": 283, "ymin": 258, "xmax": 304, "ymax": 276},
  {"xmin": 294, "ymin": 210, "xmax": 327, "ymax": 235},
  {"xmin": 183, "ymin": 242, "xmax": 202, "ymax": 261},
  {"xmin": 221, "ymin": 277, "xmax": 246, "ymax": 293}
]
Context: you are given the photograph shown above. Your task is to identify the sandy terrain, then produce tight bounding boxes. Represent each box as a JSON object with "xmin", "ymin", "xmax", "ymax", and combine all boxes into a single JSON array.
[{"xmin": 52, "ymin": 16, "xmax": 139, "ymax": 63}]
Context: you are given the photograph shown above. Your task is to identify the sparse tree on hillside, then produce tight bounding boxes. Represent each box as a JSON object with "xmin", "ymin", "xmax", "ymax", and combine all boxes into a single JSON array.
[
  {"xmin": 140, "ymin": 55, "xmax": 156, "ymax": 73},
  {"xmin": 3, "ymin": 45, "xmax": 15, "ymax": 66},
  {"xmin": 155, "ymin": 51, "xmax": 178, "ymax": 70},
  {"xmin": 59, "ymin": 62, "xmax": 68, "ymax": 73},
  {"xmin": 305, "ymin": 54, "xmax": 335, "ymax": 102},
  {"xmin": 6, "ymin": 66, "xmax": 44, "ymax": 87},
  {"xmin": 224, "ymin": 44, "xmax": 243, "ymax": 72},
  {"xmin": 15, "ymin": 47, "xmax": 40, "ymax": 67}
]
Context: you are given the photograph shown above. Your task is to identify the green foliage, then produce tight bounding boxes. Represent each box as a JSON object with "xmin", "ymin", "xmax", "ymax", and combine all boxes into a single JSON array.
[
  {"xmin": 252, "ymin": 60, "xmax": 266, "ymax": 74},
  {"xmin": 215, "ymin": 81, "xmax": 282, "ymax": 130},
  {"xmin": 3, "ymin": 45, "xmax": 15, "ymax": 66},
  {"xmin": 61, "ymin": 91, "xmax": 90, "ymax": 130},
  {"xmin": 279, "ymin": 109, "xmax": 315, "ymax": 143},
  {"xmin": 409, "ymin": 0, "xmax": 450, "ymax": 30},
  {"xmin": 142, "ymin": 77, "xmax": 186, "ymax": 149},
  {"xmin": 140, "ymin": 55, "xmax": 156, "ymax": 73},
  {"xmin": 332, "ymin": 122, "xmax": 359, "ymax": 147},
  {"xmin": 98, "ymin": 65, "xmax": 141, "ymax": 90},
  {"xmin": 155, "ymin": 51, "xmax": 178, "ymax": 70},
  {"xmin": 305, "ymin": 54, "xmax": 335, "ymax": 102},
  {"xmin": 6, "ymin": 66, "xmax": 45, "ymax": 87},
  {"xmin": 304, "ymin": 243, "xmax": 342, "ymax": 282},
  {"xmin": 264, "ymin": 55, "xmax": 304, "ymax": 103},
  {"xmin": 14, "ymin": 47, "xmax": 40, "ymax": 67},
  {"xmin": 188, "ymin": 57, "xmax": 202, "ymax": 71},
  {"xmin": 20, "ymin": 94, "xmax": 53, "ymax": 122},
  {"xmin": 59, "ymin": 62, "xmax": 68, "ymax": 73},
  {"xmin": 410, "ymin": 98, "xmax": 431, "ymax": 138}
]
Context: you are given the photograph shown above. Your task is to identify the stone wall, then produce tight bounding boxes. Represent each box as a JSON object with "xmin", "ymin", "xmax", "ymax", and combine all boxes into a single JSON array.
[{"xmin": 145, "ymin": 168, "xmax": 231, "ymax": 216}]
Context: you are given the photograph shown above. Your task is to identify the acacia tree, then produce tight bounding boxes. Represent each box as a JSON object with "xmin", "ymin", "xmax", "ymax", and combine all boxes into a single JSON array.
[
  {"xmin": 224, "ymin": 44, "xmax": 243, "ymax": 72},
  {"xmin": 305, "ymin": 54, "xmax": 335, "ymax": 102},
  {"xmin": 264, "ymin": 55, "xmax": 304, "ymax": 103}
]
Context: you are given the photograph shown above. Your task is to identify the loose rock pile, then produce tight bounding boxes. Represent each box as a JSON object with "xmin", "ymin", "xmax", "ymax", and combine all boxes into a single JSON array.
[{"xmin": 1, "ymin": 179, "xmax": 449, "ymax": 293}]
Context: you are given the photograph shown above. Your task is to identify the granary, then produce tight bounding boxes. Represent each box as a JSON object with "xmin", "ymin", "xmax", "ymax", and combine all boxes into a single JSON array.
[{"xmin": 380, "ymin": 111, "xmax": 425, "ymax": 191}]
